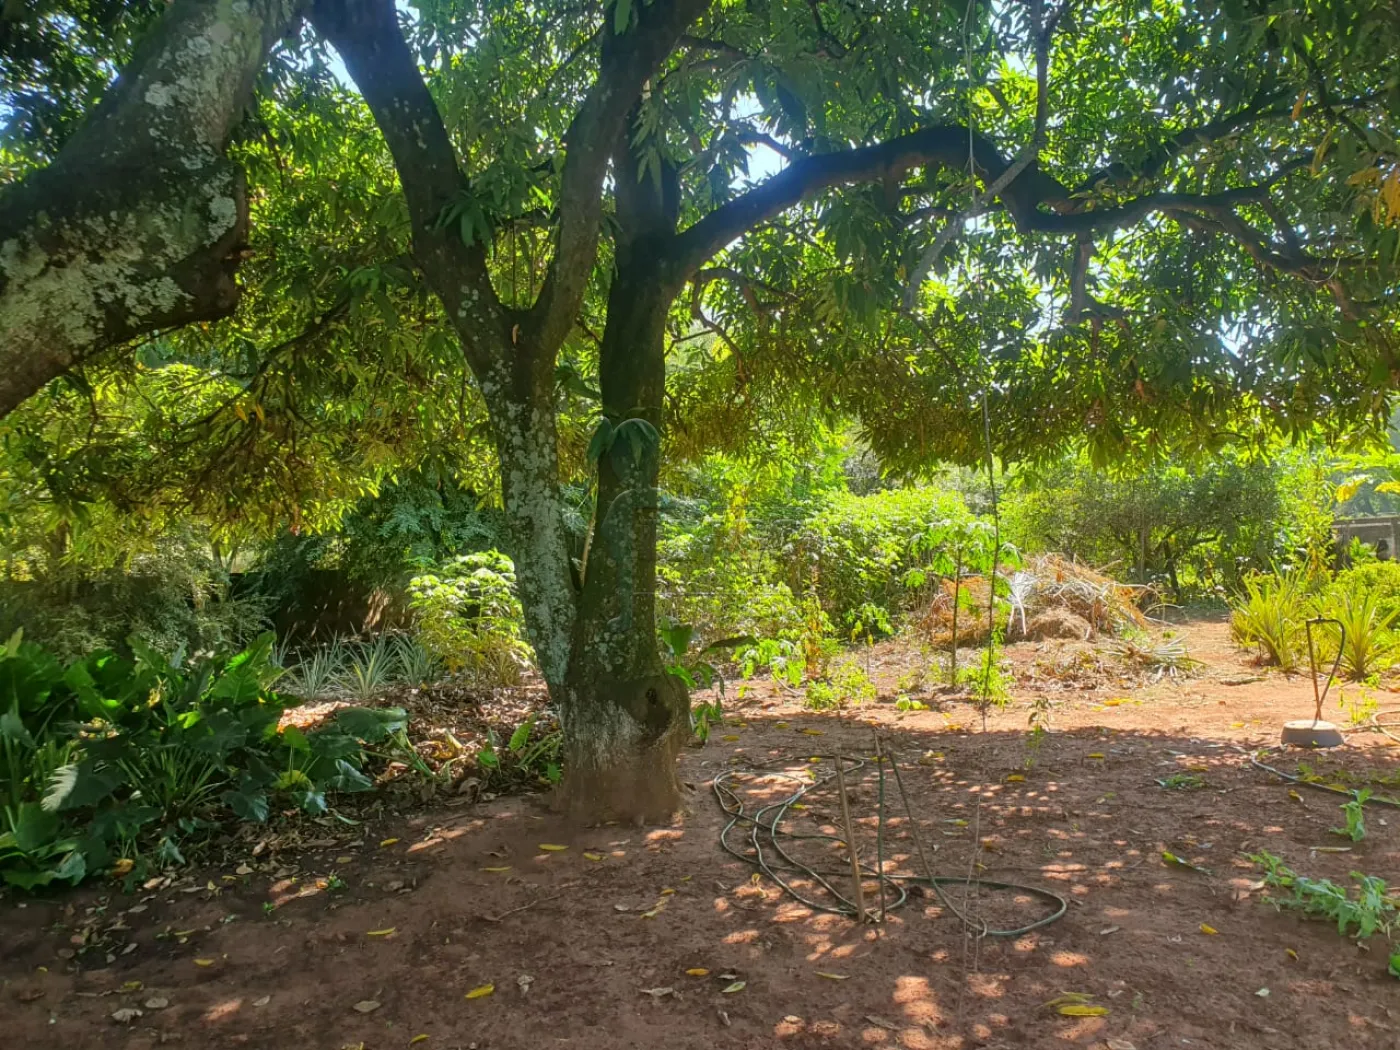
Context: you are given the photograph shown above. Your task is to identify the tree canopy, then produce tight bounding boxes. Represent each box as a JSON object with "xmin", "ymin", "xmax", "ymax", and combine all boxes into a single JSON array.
[{"xmin": 3, "ymin": 0, "xmax": 1400, "ymax": 819}]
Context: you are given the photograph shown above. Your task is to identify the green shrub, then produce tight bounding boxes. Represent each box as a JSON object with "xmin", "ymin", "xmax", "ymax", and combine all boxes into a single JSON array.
[
  {"xmin": 1335, "ymin": 561, "xmax": 1400, "ymax": 618},
  {"xmin": 407, "ymin": 552, "xmax": 532, "ymax": 685},
  {"xmin": 0, "ymin": 631, "xmax": 403, "ymax": 889},
  {"xmin": 338, "ymin": 635, "xmax": 400, "ymax": 701},
  {"xmin": 0, "ymin": 534, "xmax": 270, "ymax": 664},
  {"xmin": 790, "ymin": 486, "xmax": 971, "ymax": 624},
  {"xmin": 804, "ymin": 659, "xmax": 876, "ymax": 710},
  {"xmin": 1230, "ymin": 570, "xmax": 1312, "ymax": 670}
]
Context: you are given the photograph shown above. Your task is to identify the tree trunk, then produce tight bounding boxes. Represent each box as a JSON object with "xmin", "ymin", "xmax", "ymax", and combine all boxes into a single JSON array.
[
  {"xmin": 0, "ymin": 0, "xmax": 302, "ymax": 419},
  {"xmin": 557, "ymin": 267, "xmax": 686, "ymax": 823}
]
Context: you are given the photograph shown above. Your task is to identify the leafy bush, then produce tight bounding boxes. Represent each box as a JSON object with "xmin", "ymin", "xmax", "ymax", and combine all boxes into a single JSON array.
[
  {"xmin": 0, "ymin": 533, "xmax": 270, "ymax": 664},
  {"xmin": 475, "ymin": 713, "xmax": 561, "ymax": 787},
  {"xmin": 657, "ymin": 495, "xmax": 804, "ymax": 644},
  {"xmin": 0, "ymin": 631, "xmax": 402, "ymax": 890},
  {"xmin": 279, "ymin": 637, "xmax": 348, "ymax": 699},
  {"xmin": 1251, "ymin": 851, "xmax": 1395, "ymax": 944},
  {"xmin": 1229, "ymin": 570, "xmax": 1312, "ymax": 670},
  {"xmin": 805, "ymin": 659, "xmax": 876, "ymax": 710},
  {"xmin": 1335, "ymin": 561, "xmax": 1400, "ymax": 618},
  {"xmin": 789, "ymin": 486, "xmax": 971, "ymax": 624},
  {"xmin": 407, "ymin": 552, "xmax": 533, "ymax": 685},
  {"xmin": 392, "ymin": 634, "xmax": 443, "ymax": 687},
  {"xmin": 1003, "ymin": 452, "xmax": 1315, "ymax": 599}
]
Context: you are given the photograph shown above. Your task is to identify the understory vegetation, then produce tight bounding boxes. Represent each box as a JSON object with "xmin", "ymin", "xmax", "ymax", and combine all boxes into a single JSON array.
[
  {"xmin": 7, "ymin": 418, "xmax": 1393, "ymax": 890},
  {"xmin": 6, "ymin": 0, "xmax": 1400, "ymax": 902}
]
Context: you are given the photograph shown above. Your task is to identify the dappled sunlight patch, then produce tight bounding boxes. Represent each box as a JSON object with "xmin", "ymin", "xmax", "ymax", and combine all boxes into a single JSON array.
[
  {"xmin": 203, "ymin": 998, "xmax": 243, "ymax": 1023},
  {"xmin": 775, "ymin": 1014, "xmax": 806, "ymax": 1038},
  {"xmin": 1057, "ymin": 1015, "xmax": 1109, "ymax": 1041},
  {"xmin": 1050, "ymin": 949, "xmax": 1090, "ymax": 967},
  {"xmin": 772, "ymin": 901, "xmax": 813, "ymax": 922},
  {"xmin": 963, "ymin": 972, "xmax": 1005, "ymax": 999},
  {"xmin": 722, "ymin": 928, "xmax": 760, "ymax": 944}
]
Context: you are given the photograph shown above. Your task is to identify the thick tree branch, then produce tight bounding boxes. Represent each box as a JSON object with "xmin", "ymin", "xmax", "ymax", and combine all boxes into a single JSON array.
[
  {"xmin": 0, "ymin": 0, "xmax": 304, "ymax": 420},
  {"xmin": 311, "ymin": 0, "xmax": 508, "ymax": 377},
  {"xmin": 1072, "ymin": 89, "xmax": 1383, "ymax": 196},
  {"xmin": 525, "ymin": 0, "xmax": 712, "ymax": 355},
  {"xmin": 906, "ymin": 0, "xmax": 1054, "ymax": 304}
]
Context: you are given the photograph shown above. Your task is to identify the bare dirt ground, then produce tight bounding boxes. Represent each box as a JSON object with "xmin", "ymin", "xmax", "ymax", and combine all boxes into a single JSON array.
[{"xmin": 4, "ymin": 616, "xmax": 1399, "ymax": 1050}]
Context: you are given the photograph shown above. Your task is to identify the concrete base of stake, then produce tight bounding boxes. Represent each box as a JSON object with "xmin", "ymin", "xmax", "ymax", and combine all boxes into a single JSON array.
[{"xmin": 1280, "ymin": 719, "xmax": 1346, "ymax": 749}]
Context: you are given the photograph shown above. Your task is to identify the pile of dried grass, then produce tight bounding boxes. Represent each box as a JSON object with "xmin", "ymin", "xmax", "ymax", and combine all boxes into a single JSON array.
[
  {"xmin": 918, "ymin": 576, "xmax": 1007, "ymax": 648},
  {"xmin": 1007, "ymin": 555, "xmax": 1153, "ymax": 639}
]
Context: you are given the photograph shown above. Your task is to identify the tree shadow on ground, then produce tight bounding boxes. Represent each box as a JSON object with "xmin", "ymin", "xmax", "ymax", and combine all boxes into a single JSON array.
[{"xmin": 3, "ymin": 714, "xmax": 1398, "ymax": 1050}]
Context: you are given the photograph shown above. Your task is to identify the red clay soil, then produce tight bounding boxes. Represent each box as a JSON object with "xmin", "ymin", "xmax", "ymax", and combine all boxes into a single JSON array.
[{"xmin": 4, "ymin": 617, "xmax": 1399, "ymax": 1050}]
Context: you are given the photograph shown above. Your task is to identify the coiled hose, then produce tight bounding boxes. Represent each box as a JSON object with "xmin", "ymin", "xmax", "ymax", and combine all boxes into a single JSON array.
[{"xmin": 713, "ymin": 754, "xmax": 1067, "ymax": 937}]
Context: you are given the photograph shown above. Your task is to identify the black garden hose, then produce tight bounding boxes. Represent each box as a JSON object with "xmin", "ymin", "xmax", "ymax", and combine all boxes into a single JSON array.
[{"xmin": 712, "ymin": 756, "xmax": 1067, "ymax": 937}]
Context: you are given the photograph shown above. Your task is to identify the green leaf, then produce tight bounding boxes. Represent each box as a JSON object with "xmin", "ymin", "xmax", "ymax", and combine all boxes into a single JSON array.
[
  {"xmin": 281, "ymin": 724, "xmax": 311, "ymax": 752},
  {"xmin": 223, "ymin": 788, "xmax": 269, "ymax": 823},
  {"xmin": 586, "ymin": 417, "xmax": 615, "ymax": 465},
  {"xmin": 0, "ymin": 704, "xmax": 34, "ymax": 747},
  {"xmin": 613, "ymin": 0, "xmax": 633, "ymax": 33},
  {"xmin": 10, "ymin": 802, "xmax": 61, "ymax": 854},
  {"xmin": 508, "ymin": 716, "xmax": 534, "ymax": 753},
  {"xmin": 325, "ymin": 759, "xmax": 373, "ymax": 793},
  {"xmin": 335, "ymin": 706, "xmax": 406, "ymax": 742}
]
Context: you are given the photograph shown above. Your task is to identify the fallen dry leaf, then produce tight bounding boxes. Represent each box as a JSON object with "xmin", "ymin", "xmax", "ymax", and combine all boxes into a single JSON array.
[
  {"xmin": 583, "ymin": 852, "xmax": 604, "ymax": 861},
  {"xmin": 480, "ymin": 866, "xmax": 511, "ymax": 873},
  {"xmin": 537, "ymin": 844, "xmax": 568, "ymax": 852},
  {"xmin": 685, "ymin": 968, "xmax": 710, "ymax": 977},
  {"xmin": 1058, "ymin": 1004, "xmax": 1108, "ymax": 1017},
  {"xmin": 367, "ymin": 928, "xmax": 397, "ymax": 937},
  {"xmin": 721, "ymin": 981, "xmax": 746, "ymax": 994},
  {"xmin": 253, "ymin": 995, "xmax": 271, "ymax": 1007},
  {"xmin": 409, "ymin": 1036, "xmax": 429, "ymax": 1046},
  {"xmin": 353, "ymin": 999, "xmax": 381, "ymax": 1013},
  {"xmin": 193, "ymin": 958, "xmax": 215, "ymax": 967},
  {"xmin": 111, "ymin": 1007, "xmax": 143, "ymax": 1024},
  {"xmin": 464, "ymin": 984, "xmax": 495, "ymax": 1000},
  {"xmin": 1199, "ymin": 923, "xmax": 1219, "ymax": 935},
  {"xmin": 815, "ymin": 972, "xmax": 849, "ymax": 981},
  {"xmin": 379, "ymin": 838, "xmax": 399, "ymax": 848},
  {"xmin": 640, "ymin": 987, "xmax": 676, "ymax": 998},
  {"xmin": 143, "ymin": 997, "xmax": 169, "ymax": 1010}
]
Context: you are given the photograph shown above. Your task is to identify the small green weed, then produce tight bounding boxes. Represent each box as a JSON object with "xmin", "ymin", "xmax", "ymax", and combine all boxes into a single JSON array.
[
  {"xmin": 1332, "ymin": 790, "xmax": 1371, "ymax": 842},
  {"xmin": 804, "ymin": 659, "xmax": 875, "ymax": 711},
  {"xmin": 1250, "ymin": 851, "xmax": 1396, "ymax": 948}
]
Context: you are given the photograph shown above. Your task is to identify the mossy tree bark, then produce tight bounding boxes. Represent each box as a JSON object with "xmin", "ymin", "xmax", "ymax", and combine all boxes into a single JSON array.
[
  {"xmin": 557, "ymin": 141, "xmax": 689, "ymax": 821},
  {"xmin": 0, "ymin": 0, "xmax": 304, "ymax": 418},
  {"xmin": 316, "ymin": 0, "xmax": 709, "ymax": 822}
]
